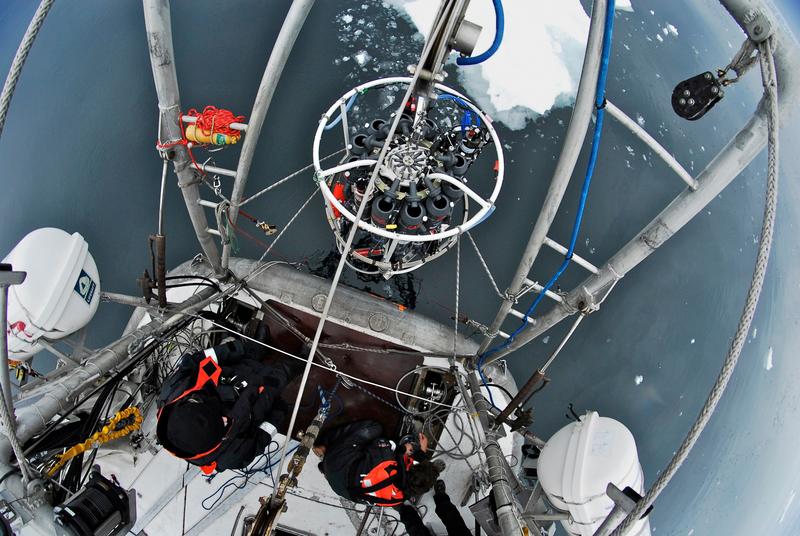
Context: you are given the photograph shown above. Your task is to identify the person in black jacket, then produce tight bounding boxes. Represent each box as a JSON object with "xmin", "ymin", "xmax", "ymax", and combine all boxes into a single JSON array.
[
  {"xmin": 313, "ymin": 420, "xmax": 441, "ymax": 506},
  {"xmin": 156, "ymin": 337, "xmax": 300, "ymax": 474},
  {"xmin": 314, "ymin": 420, "xmax": 471, "ymax": 535}
]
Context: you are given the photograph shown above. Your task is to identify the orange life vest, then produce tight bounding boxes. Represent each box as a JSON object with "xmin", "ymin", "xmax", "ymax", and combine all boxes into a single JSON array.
[
  {"xmin": 157, "ymin": 349, "xmax": 223, "ymax": 474},
  {"xmin": 358, "ymin": 455, "xmax": 415, "ymax": 506}
]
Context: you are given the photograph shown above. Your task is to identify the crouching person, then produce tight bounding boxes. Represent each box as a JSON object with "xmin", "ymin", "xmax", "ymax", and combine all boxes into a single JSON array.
[
  {"xmin": 156, "ymin": 338, "xmax": 301, "ymax": 474},
  {"xmin": 313, "ymin": 420, "xmax": 442, "ymax": 506},
  {"xmin": 315, "ymin": 420, "xmax": 470, "ymax": 535}
]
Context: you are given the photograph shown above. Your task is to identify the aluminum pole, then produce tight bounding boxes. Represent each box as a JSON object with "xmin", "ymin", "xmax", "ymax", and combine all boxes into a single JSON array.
[
  {"xmin": 484, "ymin": 0, "xmax": 800, "ymax": 365},
  {"xmin": 0, "ymin": 267, "xmax": 26, "ymax": 418},
  {"xmin": 476, "ymin": 0, "xmax": 610, "ymax": 354},
  {"xmin": 143, "ymin": 0, "xmax": 223, "ymax": 274},
  {"xmin": 605, "ymin": 101, "xmax": 698, "ymax": 190},
  {"xmin": 466, "ymin": 371, "xmax": 524, "ymax": 536},
  {"xmin": 222, "ymin": 0, "xmax": 316, "ymax": 269},
  {"xmin": 1, "ymin": 286, "xmax": 220, "ymax": 457}
]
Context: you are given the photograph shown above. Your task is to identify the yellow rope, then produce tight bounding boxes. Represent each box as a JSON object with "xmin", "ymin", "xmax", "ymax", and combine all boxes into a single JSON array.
[{"xmin": 46, "ymin": 406, "xmax": 143, "ymax": 478}]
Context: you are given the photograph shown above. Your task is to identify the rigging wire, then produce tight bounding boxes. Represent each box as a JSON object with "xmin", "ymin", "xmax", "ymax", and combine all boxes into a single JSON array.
[
  {"xmin": 610, "ymin": 35, "xmax": 781, "ymax": 535},
  {"xmin": 0, "ymin": 0, "xmax": 55, "ymax": 140},
  {"xmin": 271, "ymin": 11, "xmax": 456, "ymax": 483},
  {"xmin": 476, "ymin": 0, "xmax": 617, "ymax": 403},
  {"xmin": 197, "ymin": 316, "xmax": 466, "ymax": 411},
  {"xmin": 240, "ymin": 150, "xmax": 344, "ymax": 206}
]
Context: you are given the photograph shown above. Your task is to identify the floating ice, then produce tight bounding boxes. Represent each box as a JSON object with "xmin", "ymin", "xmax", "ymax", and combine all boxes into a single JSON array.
[
  {"xmin": 690, "ymin": 338, "xmax": 696, "ymax": 344},
  {"xmin": 634, "ymin": 375, "xmax": 644, "ymax": 386},
  {"xmin": 636, "ymin": 113, "xmax": 646, "ymax": 126},
  {"xmin": 617, "ymin": 0, "xmax": 634, "ymax": 13},
  {"xmin": 765, "ymin": 346, "xmax": 773, "ymax": 371},
  {"xmin": 354, "ymin": 50, "xmax": 372, "ymax": 66},
  {"xmin": 386, "ymin": 0, "xmax": 634, "ymax": 130},
  {"xmin": 665, "ymin": 23, "xmax": 679, "ymax": 37},
  {"xmin": 341, "ymin": 13, "xmax": 354, "ymax": 24}
]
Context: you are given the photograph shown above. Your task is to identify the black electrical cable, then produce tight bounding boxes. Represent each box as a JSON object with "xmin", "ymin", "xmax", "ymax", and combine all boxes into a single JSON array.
[
  {"xmin": 162, "ymin": 282, "xmax": 219, "ymax": 291},
  {"xmin": 23, "ymin": 318, "xmax": 192, "ymax": 456},
  {"xmin": 164, "ymin": 275, "xmax": 221, "ymax": 290},
  {"xmin": 484, "ymin": 383, "xmax": 514, "ymax": 401},
  {"xmin": 0, "ymin": 469, "xmax": 19, "ymax": 487}
]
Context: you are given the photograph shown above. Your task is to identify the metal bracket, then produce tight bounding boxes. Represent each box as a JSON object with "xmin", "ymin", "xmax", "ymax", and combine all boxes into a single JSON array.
[
  {"xmin": 0, "ymin": 264, "xmax": 26, "ymax": 287},
  {"xmin": 743, "ymin": 10, "xmax": 773, "ymax": 43},
  {"xmin": 591, "ymin": 483, "xmax": 653, "ymax": 536}
]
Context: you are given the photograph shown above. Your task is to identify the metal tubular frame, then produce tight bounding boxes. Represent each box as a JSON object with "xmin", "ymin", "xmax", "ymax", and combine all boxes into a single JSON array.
[
  {"xmin": 480, "ymin": 0, "xmax": 800, "ymax": 366},
  {"xmin": 0, "ymin": 268, "xmax": 26, "ymax": 418},
  {"xmin": 221, "ymin": 0, "xmax": 317, "ymax": 270},
  {"xmin": 143, "ymin": 0, "xmax": 223, "ymax": 275},
  {"xmin": 466, "ymin": 371, "xmax": 524, "ymax": 536},
  {"xmin": 2, "ymin": 286, "xmax": 220, "ymax": 453},
  {"xmin": 312, "ymin": 77, "xmax": 504, "ymax": 243},
  {"xmin": 476, "ymin": 0, "xmax": 610, "ymax": 354},
  {"xmin": 605, "ymin": 101, "xmax": 698, "ymax": 190}
]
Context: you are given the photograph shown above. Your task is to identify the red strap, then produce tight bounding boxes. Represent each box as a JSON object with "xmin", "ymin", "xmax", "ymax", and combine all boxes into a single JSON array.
[
  {"xmin": 200, "ymin": 461, "xmax": 217, "ymax": 475},
  {"xmin": 170, "ymin": 352, "xmax": 222, "ymax": 406},
  {"xmin": 158, "ymin": 349, "xmax": 225, "ymax": 462}
]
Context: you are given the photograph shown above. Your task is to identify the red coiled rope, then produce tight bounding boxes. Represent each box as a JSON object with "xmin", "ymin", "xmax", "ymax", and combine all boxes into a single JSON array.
[
  {"xmin": 155, "ymin": 105, "xmax": 246, "ymax": 176},
  {"xmin": 186, "ymin": 106, "xmax": 246, "ymax": 139}
]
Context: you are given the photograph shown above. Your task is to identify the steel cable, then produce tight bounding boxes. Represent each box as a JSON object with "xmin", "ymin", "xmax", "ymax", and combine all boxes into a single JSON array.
[
  {"xmin": 609, "ymin": 36, "xmax": 780, "ymax": 535},
  {"xmin": 0, "ymin": 0, "xmax": 55, "ymax": 140}
]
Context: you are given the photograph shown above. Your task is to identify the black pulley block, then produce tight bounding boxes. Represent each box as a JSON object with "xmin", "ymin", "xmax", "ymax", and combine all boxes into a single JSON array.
[{"xmin": 671, "ymin": 71, "xmax": 724, "ymax": 120}]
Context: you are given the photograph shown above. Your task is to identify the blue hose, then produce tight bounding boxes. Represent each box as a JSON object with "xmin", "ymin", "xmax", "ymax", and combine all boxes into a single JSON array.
[
  {"xmin": 437, "ymin": 93, "xmax": 472, "ymax": 109},
  {"xmin": 457, "ymin": 0, "xmax": 505, "ymax": 66},
  {"xmin": 324, "ymin": 92, "xmax": 358, "ymax": 131},
  {"xmin": 477, "ymin": 0, "xmax": 616, "ymax": 406},
  {"xmin": 437, "ymin": 93, "xmax": 481, "ymax": 129}
]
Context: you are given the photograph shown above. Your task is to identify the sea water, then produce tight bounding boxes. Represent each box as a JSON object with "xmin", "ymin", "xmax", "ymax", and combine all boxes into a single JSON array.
[{"xmin": 1, "ymin": 0, "xmax": 799, "ymax": 533}]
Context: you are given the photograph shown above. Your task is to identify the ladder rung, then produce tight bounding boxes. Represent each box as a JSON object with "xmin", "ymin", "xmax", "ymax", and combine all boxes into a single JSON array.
[
  {"xmin": 206, "ymin": 228, "xmax": 221, "ymax": 236},
  {"xmin": 201, "ymin": 163, "xmax": 237, "ymax": 178},
  {"xmin": 198, "ymin": 199, "xmax": 219, "ymax": 208},
  {"xmin": 523, "ymin": 279, "xmax": 563, "ymax": 303},
  {"xmin": 543, "ymin": 237, "xmax": 599, "ymax": 274},
  {"xmin": 509, "ymin": 308, "xmax": 536, "ymax": 324},
  {"xmin": 182, "ymin": 115, "xmax": 248, "ymax": 132}
]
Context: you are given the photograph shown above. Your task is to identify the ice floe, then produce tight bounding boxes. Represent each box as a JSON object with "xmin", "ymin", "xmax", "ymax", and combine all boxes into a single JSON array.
[{"xmin": 386, "ymin": 0, "xmax": 635, "ymax": 129}]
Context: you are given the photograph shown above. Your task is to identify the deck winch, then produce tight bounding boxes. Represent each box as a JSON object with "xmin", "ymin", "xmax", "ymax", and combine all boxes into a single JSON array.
[{"xmin": 314, "ymin": 78, "xmax": 504, "ymax": 277}]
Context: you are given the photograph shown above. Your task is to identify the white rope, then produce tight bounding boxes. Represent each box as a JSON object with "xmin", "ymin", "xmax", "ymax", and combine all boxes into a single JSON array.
[
  {"xmin": 722, "ymin": 38, "xmax": 758, "ymax": 82},
  {"xmin": 0, "ymin": 0, "xmax": 55, "ymax": 140},
  {"xmin": 0, "ymin": 384, "xmax": 33, "ymax": 488},
  {"xmin": 610, "ymin": 36, "xmax": 780, "ymax": 535},
  {"xmin": 240, "ymin": 150, "xmax": 344, "ymax": 206},
  {"xmin": 240, "ymin": 187, "xmax": 320, "ymax": 285},
  {"xmin": 199, "ymin": 317, "xmax": 465, "ymax": 411},
  {"xmin": 271, "ymin": 9, "xmax": 455, "ymax": 481},
  {"xmin": 466, "ymin": 231, "xmax": 504, "ymax": 299},
  {"xmin": 453, "ymin": 236, "xmax": 461, "ymax": 363}
]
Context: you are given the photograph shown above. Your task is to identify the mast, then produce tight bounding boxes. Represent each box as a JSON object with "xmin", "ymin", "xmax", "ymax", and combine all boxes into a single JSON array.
[
  {"xmin": 142, "ymin": 0, "xmax": 223, "ymax": 274},
  {"xmin": 222, "ymin": 0, "xmax": 317, "ymax": 271},
  {"xmin": 476, "ymin": 0, "xmax": 611, "ymax": 355}
]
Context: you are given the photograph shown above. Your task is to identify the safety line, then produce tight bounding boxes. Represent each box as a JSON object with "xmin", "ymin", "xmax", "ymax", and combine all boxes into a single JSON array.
[{"xmin": 198, "ymin": 317, "xmax": 465, "ymax": 411}]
